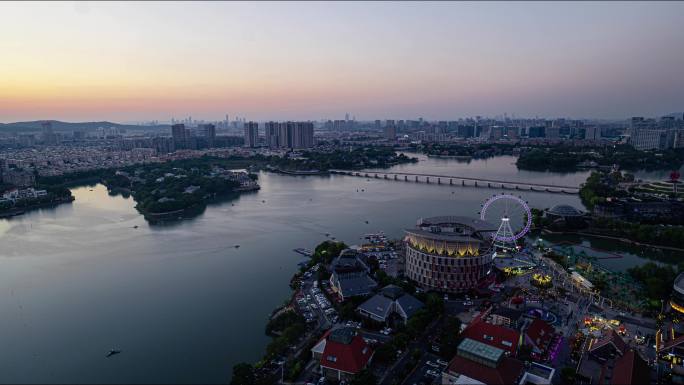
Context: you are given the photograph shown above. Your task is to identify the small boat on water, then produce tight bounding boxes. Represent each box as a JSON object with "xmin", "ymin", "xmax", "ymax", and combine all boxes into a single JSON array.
[
  {"xmin": 234, "ymin": 245, "xmax": 240, "ymax": 249},
  {"xmin": 133, "ymin": 225, "xmax": 139, "ymax": 229},
  {"xmin": 106, "ymin": 349, "xmax": 121, "ymax": 358}
]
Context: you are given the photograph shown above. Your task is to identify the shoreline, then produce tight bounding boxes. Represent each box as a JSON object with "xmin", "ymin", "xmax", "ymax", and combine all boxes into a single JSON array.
[
  {"xmin": 0, "ymin": 196, "xmax": 75, "ymax": 219},
  {"xmin": 541, "ymin": 228, "xmax": 684, "ymax": 252},
  {"xmin": 134, "ymin": 186, "xmax": 261, "ymax": 219}
]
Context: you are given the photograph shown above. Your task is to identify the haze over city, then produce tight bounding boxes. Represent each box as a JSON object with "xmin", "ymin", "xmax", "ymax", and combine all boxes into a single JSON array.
[
  {"xmin": 2, "ymin": 1, "xmax": 684, "ymax": 122},
  {"xmin": 3, "ymin": 2, "xmax": 684, "ymax": 385}
]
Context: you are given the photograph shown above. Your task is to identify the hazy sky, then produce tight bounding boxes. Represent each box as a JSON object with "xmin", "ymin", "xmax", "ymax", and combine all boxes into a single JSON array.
[{"xmin": 1, "ymin": 1, "xmax": 683, "ymax": 123}]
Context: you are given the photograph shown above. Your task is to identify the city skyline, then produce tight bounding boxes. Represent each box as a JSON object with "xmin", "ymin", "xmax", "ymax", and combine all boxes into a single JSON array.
[{"xmin": 2, "ymin": 1, "xmax": 684, "ymax": 122}]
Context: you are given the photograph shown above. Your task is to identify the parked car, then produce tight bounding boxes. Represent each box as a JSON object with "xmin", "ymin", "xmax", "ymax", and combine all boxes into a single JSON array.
[{"xmin": 426, "ymin": 361, "xmax": 440, "ymax": 368}]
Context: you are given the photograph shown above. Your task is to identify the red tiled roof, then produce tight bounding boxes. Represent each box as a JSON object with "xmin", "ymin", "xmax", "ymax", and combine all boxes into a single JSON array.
[
  {"xmin": 446, "ymin": 354, "xmax": 524, "ymax": 385},
  {"xmin": 320, "ymin": 333, "xmax": 373, "ymax": 374},
  {"xmin": 610, "ymin": 349, "xmax": 650, "ymax": 385},
  {"xmin": 590, "ymin": 329, "xmax": 627, "ymax": 356},
  {"xmin": 525, "ymin": 318, "xmax": 555, "ymax": 352},
  {"xmin": 462, "ymin": 319, "xmax": 520, "ymax": 356}
]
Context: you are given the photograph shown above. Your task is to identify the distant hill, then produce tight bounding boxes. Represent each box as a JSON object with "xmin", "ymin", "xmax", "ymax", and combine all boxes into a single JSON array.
[{"xmin": 0, "ymin": 120, "xmax": 170, "ymax": 133}]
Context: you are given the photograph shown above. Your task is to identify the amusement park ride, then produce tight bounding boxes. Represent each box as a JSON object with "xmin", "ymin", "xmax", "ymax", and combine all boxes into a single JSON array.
[{"xmin": 479, "ymin": 193, "xmax": 532, "ymax": 255}]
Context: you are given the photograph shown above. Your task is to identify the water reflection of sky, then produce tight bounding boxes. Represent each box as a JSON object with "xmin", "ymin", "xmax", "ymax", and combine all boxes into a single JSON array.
[{"xmin": 0, "ymin": 155, "xmax": 674, "ymax": 383}]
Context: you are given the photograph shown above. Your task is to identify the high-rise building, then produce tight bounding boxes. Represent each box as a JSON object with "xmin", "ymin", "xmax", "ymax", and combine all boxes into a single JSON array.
[
  {"xmin": 584, "ymin": 126, "xmax": 599, "ymax": 141},
  {"xmin": 293, "ymin": 122, "xmax": 314, "ymax": 149},
  {"xmin": 384, "ymin": 121, "xmax": 396, "ymax": 141},
  {"xmin": 0, "ymin": 159, "xmax": 7, "ymax": 183},
  {"xmin": 244, "ymin": 121, "xmax": 259, "ymax": 148},
  {"xmin": 265, "ymin": 121, "xmax": 279, "ymax": 148},
  {"xmin": 333, "ymin": 120, "xmax": 346, "ymax": 131},
  {"xmin": 528, "ymin": 126, "xmax": 545, "ymax": 138},
  {"xmin": 259, "ymin": 121, "xmax": 314, "ymax": 149},
  {"xmin": 546, "ymin": 126, "xmax": 560, "ymax": 139},
  {"xmin": 374, "ymin": 120, "xmax": 382, "ymax": 131},
  {"xmin": 200, "ymin": 124, "xmax": 216, "ymax": 148},
  {"xmin": 278, "ymin": 121, "xmax": 294, "ymax": 148},
  {"xmin": 171, "ymin": 124, "xmax": 188, "ymax": 149},
  {"xmin": 631, "ymin": 129, "xmax": 673, "ymax": 150}
]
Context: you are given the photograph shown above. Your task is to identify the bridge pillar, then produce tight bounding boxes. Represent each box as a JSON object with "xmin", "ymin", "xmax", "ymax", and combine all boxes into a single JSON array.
[
  {"xmin": 426, "ymin": 177, "xmax": 430, "ymax": 183},
  {"xmin": 374, "ymin": 173, "xmax": 378, "ymax": 178},
  {"xmin": 365, "ymin": 173, "xmax": 369, "ymax": 177},
  {"xmin": 437, "ymin": 178, "xmax": 441, "ymax": 184},
  {"xmin": 515, "ymin": 185, "xmax": 519, "ymax": 190},
  {"xmin": 475, "ymin": 181, "xmax": 478, "ymax": 187},
  {"xmin": 415, "ymin": 176, "xmax": 418, "ymax": 182},
  {"xmin": 384, "ymin": 174, "xmax": 388, "ymax": 179},
  {"xmin": 449, "ymin": 179, "xmax": 453, "ymax": 185},
  {"xmin": 488, "ymin": 182, "xmax": 491, "ymax": 188},
  {"xmin": 405, "ymin": 175, "xmax": 408, "ymax": 181},
  {"xmin": 462, "ymin": 180, "xmax": 465, "ymax": 186},
  {"xmin": 394, "ymin": 175, "xmax": 398, "ymax": 180}
]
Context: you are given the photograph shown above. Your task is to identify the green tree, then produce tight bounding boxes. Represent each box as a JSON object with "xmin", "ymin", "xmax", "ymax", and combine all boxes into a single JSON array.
[{"xmin": 230, "ymin": 363, "xmax": 255, "ymax": 385}]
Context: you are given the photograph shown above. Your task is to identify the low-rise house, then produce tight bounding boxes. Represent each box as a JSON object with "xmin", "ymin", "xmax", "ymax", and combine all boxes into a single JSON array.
[
  {"xmin": 578, "ymin": 328, "xmax": 651, "ymax": 384},
  {"xmin": 487, "ymin": 307, "xmax": 524, "ymax": 329},
  {"xmin": 442, "ymin": 338, "xmax": 525, "ymax": 385},
  {"xmin": 310, "ymin": 327, "xmax": 374, "ymax": 382},
  {"xmin": 329, "ymin": 249, "xmax": 377, "ymax": 301},
  {"xmin": 442, "ymin": 338, "xmax": 555, "ymax": 385},
  {"xmin": 524, "ymin": 318, "xmax": 556, "ymax": 357},
  {"xmin": 461, "ymin": 318, "xmax": 521, "ymax": 357},
  {"xmin": 356, "ymin": 284, "xmax": 423, "ymax": 325},
  {"xmin": 2, "ymin": 187, "xmax": 48, "ymax": 202}
]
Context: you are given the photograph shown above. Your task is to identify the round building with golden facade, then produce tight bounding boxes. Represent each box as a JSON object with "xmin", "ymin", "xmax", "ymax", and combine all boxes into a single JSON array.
[{"xmin": 404, "ymin": 216, "xmax": 496, "ymax": 293}]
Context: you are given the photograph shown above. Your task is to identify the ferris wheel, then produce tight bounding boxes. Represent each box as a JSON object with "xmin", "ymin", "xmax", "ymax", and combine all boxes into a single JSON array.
[{"xmin": 479, "ymin": 193, "xmax": 532, "ymax": 250}]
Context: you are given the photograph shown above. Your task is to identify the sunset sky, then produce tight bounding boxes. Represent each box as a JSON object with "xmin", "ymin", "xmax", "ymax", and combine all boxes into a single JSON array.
[{"xmin": 1, "ymin": 1, "xmax": 683, "ymax": 122}]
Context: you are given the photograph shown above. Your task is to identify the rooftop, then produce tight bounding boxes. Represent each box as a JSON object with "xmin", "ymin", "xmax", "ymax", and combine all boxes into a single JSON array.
[
  {"xmin": 448, "ymin": 339, "xmax": 525, "ymax": 385},
  {"xmin": 675, "ymin": 272, "xmax": 684, "ymax": 295},
  {"xmin": 458, "ymin": 338, "xmax": 505, "ymax": 366},
  {"xmin": 404, "ymin": 228, "xmax": 486, "ymax": 243},
  {"xmin": 417, "ymin": 216, "xmax": 496, "ymax": 232},
  {"xmin": 461, "ymin": 321, "xmax": 520, "ymax": 356},
  {"xmin": 548, "ymin": 204, "xmax": 584, "ymax": 217}
]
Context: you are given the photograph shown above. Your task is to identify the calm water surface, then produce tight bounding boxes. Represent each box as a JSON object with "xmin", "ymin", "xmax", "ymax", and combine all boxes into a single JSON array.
[{"xmin": 0, "ymin": 155, "xmax": 670, "ymax": 383}]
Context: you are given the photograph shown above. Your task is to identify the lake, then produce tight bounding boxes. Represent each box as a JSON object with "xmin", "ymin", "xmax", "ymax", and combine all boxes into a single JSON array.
[{"xmin": 0, "ymin": 154, "xmax": 672, "ymax": 383}]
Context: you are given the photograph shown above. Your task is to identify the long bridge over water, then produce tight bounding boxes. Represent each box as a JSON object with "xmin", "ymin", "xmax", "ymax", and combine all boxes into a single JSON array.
[{"xmin": 329, "ymin": 170, "xmax": 580, "ymax": 194}]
